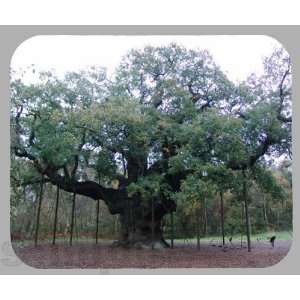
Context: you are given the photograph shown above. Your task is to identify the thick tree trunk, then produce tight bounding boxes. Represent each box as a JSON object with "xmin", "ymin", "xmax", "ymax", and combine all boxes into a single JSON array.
[
  {"xmin": 40, "ymin": 165, "xmax": 176, "ymax": 248},
  {"xmin": 114, "ymin": 213, "xmax": 170, "ymax": 249}
]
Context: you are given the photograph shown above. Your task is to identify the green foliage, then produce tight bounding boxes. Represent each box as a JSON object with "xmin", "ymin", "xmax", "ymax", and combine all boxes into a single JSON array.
[
  {"xmin": 251, "ymin": 165, "xmax": 286, "ymax": 201},
  {"xmin": 127, "ymin": 174, "xmax": 172, "ymax": 208},
  {"xmin": 10, "ymin": 43, "xmax": 292, "ymax": 239},
  {"xmin": 173, "ymin": 175, "xmax": 216, "ymax": 217}
]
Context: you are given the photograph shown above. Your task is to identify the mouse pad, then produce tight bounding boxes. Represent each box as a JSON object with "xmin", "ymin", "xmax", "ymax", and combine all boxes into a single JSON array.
[{"xmin": 0, "ymin": 26, "xmax": 298, "ymax": 274}]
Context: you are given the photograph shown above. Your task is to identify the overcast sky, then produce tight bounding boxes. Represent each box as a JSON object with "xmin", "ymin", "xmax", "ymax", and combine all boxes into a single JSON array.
[{"xmin": 11, "ymin": 35, "xmax": 283, "ymax": 84}]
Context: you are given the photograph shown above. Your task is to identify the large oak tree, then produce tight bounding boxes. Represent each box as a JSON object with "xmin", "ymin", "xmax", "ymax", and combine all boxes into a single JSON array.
[{"xmin": 10, "ymin": 44, "xmax": 291, "ymax": 248}]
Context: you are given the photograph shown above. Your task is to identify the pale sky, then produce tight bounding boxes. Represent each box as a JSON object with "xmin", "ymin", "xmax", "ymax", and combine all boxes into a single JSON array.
[{"xmin": 11, "ymin": 35, "xmax": 283, "ymax": 84}]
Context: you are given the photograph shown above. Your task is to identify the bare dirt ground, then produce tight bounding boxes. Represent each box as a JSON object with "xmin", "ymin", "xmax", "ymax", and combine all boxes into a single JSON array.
[{"xmin": 12, "ymin": 239, "xmax": 291, "ymax": 269}]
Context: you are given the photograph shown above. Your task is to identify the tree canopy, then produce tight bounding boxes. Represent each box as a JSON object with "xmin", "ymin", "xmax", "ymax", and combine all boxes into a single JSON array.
[{"xmin": 10, "ymin": 44, "xmax": 292, "ymax": 247}]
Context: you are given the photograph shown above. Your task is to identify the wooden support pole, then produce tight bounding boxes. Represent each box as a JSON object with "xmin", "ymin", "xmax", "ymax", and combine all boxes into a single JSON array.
[
  {"xmin": 52, "ymin": 185, "xmax": 60, "ymax": 245},
  {"xmin": 220, "ymin": 191, "xmax": 225, "ymax": 246},
  {"xmin": 126, "ymin": 197, "xmax": 130, "ymax": 238},
  {"xmin": 95, "ymin": 199, "xmax": 100, "ymax": 244},
  {"xmin": 196, "ymin": 206, "xmax": 200, "ymax": 250},
  {"xmin": 240, "ymin": 201, "xmax": 244, "ymax": 248},
  {"xmin": 34, "ymin": 179, "xmax": 44, "ymax": 247},
  {"xmin": 203, "ymin": 198, "xmax": 207, "ymax": 236},
  {"xmin": 96, "ymin": 176, "xmax": 101, "ymax": 244},
  {"xmin": 243, "ymin": 170, "xmax": 251, "ymax": 252},
  {"xmin": 151, "ymin": 198, "xmax": 155, "ymax": 250},
  {"xmin": 170, "ymin": 212, "xmax": 174, "ymax": 249},
  {"xmin": 69, "ymin": 192, "xmax": 76, "ymax": 246}
]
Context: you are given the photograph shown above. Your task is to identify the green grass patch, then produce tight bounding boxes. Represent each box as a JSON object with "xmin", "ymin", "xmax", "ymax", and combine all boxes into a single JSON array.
[
  {"xmin": 172, "ymin": 230, "xmax": 293, "ymax": 244},
  {"xmin": 11, "ymin": 230, "xmax": 292, "ymax": 248}
]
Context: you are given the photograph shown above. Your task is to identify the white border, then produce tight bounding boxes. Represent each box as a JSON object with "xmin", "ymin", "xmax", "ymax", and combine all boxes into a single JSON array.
[{"xmin": 0, "ymin": 0, "xmax": 299, "ymax": 25}]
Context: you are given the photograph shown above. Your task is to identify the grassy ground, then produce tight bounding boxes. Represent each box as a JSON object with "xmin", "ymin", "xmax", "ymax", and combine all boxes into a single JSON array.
[
  {"xmin": 11, "ymin": 235, "xmax": 113, "ymax": 247},
  {"xmin": 173, "ymin": 230, "xmax": 293, "ymax": 244},
  {"xmin": 12, "ymin": 230, "xmax": 292, "ymax": 248}
]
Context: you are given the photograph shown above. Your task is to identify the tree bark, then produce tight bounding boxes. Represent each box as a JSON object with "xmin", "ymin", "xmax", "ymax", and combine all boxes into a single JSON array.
[{"xmin": 114, "ymin": 211, "xmax": 170, "ymax": 249}]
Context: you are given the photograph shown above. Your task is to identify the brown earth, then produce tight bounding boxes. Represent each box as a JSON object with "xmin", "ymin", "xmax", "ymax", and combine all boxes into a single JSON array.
[{"xmin": 12, "ymin": 240, "xmax": 291, "ymax": 269}]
